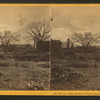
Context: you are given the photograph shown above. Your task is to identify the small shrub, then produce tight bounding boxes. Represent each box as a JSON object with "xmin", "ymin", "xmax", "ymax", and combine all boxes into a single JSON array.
[{"xmin": 51, "ymin": 65, "xmax": 84, "ymax": 84}]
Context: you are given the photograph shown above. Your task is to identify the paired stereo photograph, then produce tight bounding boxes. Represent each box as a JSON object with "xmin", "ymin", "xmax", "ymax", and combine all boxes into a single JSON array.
[{"xmin": 0, "ymin": 6, "xmax": 99, "ymax": 90}]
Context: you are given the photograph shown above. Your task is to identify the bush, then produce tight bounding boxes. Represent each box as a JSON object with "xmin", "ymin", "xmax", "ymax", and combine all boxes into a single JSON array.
[
  {"xmin": 51, "ymin": 66, "xmax": 83, "ymax": 84},
  {"xmin": 15, "ymin": 52, "xmax": 50, "ymax": 61}
]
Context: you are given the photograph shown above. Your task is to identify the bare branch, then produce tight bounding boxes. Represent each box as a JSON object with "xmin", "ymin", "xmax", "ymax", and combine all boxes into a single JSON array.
[
  {"xmin": 0, "ymin": 30, "xmax": 20, "ymax": 53},
  {"xmin": 25, "ymin": 21, "xmax": 51, "ymax": 43}
]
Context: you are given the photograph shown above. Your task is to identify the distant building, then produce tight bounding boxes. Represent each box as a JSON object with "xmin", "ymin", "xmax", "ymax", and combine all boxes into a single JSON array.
[
  {"xmin": 62, "ymin": 38, "xmax": 74, "ymax": 50},
  {"xmin": 51, "ymin": 39, "xmax": 62, "ymax": 57},
  {"xmin": 62, "ymin": 38, "xmax": 75, "ymax": 56},
  {"xmin": 36, "ymin": 40, "xmax": 50, "ymax": 52},
  {"xmin": 51, "ymin": 38, "xmax": 75, "ymax": 57}
]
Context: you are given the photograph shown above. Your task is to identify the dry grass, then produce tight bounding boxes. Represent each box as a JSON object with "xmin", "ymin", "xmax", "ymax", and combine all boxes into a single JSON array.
[
  {"xmin": 51, "ymin": 53, "xmax": 100, "ymax": 90},
  {"xmin": 0, "ymin": 58, "xmax": 49, "ymax": 90}
]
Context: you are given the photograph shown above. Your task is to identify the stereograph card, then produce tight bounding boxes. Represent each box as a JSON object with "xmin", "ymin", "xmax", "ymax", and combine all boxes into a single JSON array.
[{"xmin": 0, "ymin": 3, "xmax": 99, "ymax": 96}]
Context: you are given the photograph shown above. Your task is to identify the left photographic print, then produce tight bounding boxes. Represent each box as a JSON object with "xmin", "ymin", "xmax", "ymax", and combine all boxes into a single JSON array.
[{"xmin": 0, "ymin": 6, "xmax": 51, "ymax": 90}]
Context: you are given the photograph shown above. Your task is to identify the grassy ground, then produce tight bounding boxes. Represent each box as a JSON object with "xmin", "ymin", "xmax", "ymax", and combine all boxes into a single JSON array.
[
  {"xmin": 0, "ymin": 58, "xmax": 50, "ymax": 90},
  {"xmin": 51, "ymin": 53, "xmax": 100, "ymax": 90}
]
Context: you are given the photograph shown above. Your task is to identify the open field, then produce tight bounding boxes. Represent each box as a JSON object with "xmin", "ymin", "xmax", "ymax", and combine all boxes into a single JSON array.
[
  {"xmin": 51, "ymin": 53, "xmax": 100, "ymax": 90},
  {"xmin": 0, "ymin": 53, "xmax": 50, "ymax": 90}
]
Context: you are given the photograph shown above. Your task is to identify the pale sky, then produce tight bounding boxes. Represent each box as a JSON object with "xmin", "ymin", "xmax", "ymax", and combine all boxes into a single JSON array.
[
  {"xmin": 0, "ymin": 6, "xmax": 50, "ymax": 44},
  {"xmin": 0, "ymin": 6, "xmax": 50, "ymax": 31},
  {"xmin": 51, "ymin": 6, "xmax": 100, "ymax": 42},
  {"xmin": 1, "ymin": 6, "xmax": 100, "ymax": 44}
]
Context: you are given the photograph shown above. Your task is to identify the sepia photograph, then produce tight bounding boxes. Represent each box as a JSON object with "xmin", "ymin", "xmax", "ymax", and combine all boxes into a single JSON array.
[
  {"xmin": 0, "ymin": 6, "xmax": 51, "ymax": 90},
  {"xmin": 51, "ymin": 6, "xmax": 100, "ymax": 90},
  {"xmin": 1, "ymin": 4, "xmax": 100, "ymax": 93}
]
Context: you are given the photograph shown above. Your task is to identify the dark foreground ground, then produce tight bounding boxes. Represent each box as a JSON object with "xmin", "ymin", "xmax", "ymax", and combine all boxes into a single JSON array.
[
  {"xmin": 51, "ymin": 53, "xmax": 100, "ymax": 90},
  {"xmin": 0, "ymin": 52, "xmax": 50, "ymax": 90}
]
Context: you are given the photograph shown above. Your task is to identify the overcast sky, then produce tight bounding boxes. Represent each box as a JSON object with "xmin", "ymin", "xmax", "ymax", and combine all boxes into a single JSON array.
[
  {"xmin": 0, "ymin": 6, "xmax": 50, "ymax": 31},
  {"xmin": 0, "ymin": 6, "xmax": 50, "ymax": 44},
  {"xmin": 51, "ymin": 6, "xmax": 100, "ymax": 42},
  {"xmin": 1, "ymin": 6, "xmax": 100, "ymax": 44}
]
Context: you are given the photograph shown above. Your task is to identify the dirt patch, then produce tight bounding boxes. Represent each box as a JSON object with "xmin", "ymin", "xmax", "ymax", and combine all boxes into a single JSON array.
[
  {"xmin": 0, "ymin": 59, "xmax": 49, "ymax": 90},
  {"xmin": 51, "ymin": 65, "xmax": 86, "ymax": 90},
  {"xmin": 51, "ymin": 55, "xmax": 100, "ymax": 90}
]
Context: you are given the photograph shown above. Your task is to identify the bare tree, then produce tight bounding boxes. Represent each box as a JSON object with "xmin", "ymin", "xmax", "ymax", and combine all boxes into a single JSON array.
[
  {"xmin": 0, "ymin": 30, "xmax": 20, "ymax": 53},
  {"xmin": 25, "ymin": 21, "xmax": 51, "ymax": 49},
  {"xmin": 72, "ymin": 32, "xmax": 100, "ymax": 54}
]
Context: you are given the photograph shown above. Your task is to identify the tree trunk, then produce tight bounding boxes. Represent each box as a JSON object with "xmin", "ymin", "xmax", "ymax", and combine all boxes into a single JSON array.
[
  {"xmin": 83, "ymin": 46, "xmax": 88, "ymax": 55},
  {"xmin": 2, "ymin": 45, "xmax": 7, "ymax": 53}
]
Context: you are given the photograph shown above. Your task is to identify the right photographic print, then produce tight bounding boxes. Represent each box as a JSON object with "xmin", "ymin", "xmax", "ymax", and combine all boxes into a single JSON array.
[{"xmin": 50, "ymin": 6, "xmax": 100, "ymax": 90}]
